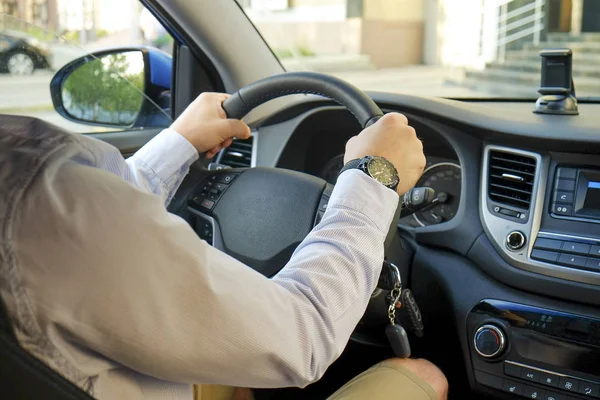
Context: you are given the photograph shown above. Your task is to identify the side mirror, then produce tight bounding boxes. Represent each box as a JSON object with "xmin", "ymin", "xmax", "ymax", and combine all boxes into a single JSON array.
[{"xmin": 50, "ymin": 47, "xmax": 173, "ymax": 129}]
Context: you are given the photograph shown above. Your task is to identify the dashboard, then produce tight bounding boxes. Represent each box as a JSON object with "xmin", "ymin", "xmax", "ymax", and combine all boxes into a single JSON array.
[{"xmin": 177, "ymin": 94, "xmax": 600, "ymax": 399}]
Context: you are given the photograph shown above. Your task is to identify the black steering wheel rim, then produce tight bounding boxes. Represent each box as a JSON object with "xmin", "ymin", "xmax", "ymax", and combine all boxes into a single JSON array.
[
  {"xmin": 222, "ymin": 71, "xmax": 384, "ymax": 128},
  {"xmin": 186, "ymin": 72, "xmax": 406, "ymax": 346}
]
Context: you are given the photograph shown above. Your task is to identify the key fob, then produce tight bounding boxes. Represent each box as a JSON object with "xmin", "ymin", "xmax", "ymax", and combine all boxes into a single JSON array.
[
  {"xmin": 378, "ymin": 260, "xmax": 401, "ymax": 290},
  {"xmin": 402, "ymin": 289, "xmax": 424, "ymax": 338},
  {"xmin": 385, "ymin": 324, "xmax": 411, "ymax": 358}
]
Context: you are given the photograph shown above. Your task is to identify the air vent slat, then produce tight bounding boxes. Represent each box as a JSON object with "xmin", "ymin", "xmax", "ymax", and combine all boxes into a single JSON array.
[
  {"xmin": 491, "ymin": 156, "xmax": 536, "ymax": 167},
  {"xmin": 490, "ymin": 183, "xmax": 532, "ymax": 195},
  {"xmin": 219, "ymin": 136, "xmax": 254, "ymax": 168},
  {"xmin": 490, "ymin": 165, "xmax": 535, "ymax": 177},
  {"xmin": 487, "ymin": 150, "xmax": 537, "ymax": 210}
]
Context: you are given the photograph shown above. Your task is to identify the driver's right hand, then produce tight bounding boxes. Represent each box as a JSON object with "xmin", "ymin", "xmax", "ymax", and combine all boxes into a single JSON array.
[{"xmin": 344, "ymin": 112, "xmax": 426, "ymax": 196}]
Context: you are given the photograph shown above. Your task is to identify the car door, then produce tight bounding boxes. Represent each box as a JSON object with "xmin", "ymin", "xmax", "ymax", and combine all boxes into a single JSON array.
[{"xmin": 0, "ymin": 1, "xmax": 219, "ymax": 157}]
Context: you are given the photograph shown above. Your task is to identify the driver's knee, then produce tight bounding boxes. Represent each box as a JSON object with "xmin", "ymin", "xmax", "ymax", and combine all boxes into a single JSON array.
[
  {"xmin": 386, "ymin": 358, "xmax": 448, "ymax": 400},
  {"xmin": 328, "ymin": 358, "xmax": 448, "ymax": 400}
]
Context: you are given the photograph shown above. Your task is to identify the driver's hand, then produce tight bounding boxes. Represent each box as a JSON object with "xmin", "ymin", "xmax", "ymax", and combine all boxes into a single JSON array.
[
  {"xmin": 171, "ymin": 92, "xmax": 252, "ymax": 159},
  {"xmin": 344, "ymin": 113, "xmax": 426, "ymax": 196}
]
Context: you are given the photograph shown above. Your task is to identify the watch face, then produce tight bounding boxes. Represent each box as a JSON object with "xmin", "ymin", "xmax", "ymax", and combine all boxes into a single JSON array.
[{"xmin": 366, "ymin": 157, "xmax": 399, "ymax": 187}]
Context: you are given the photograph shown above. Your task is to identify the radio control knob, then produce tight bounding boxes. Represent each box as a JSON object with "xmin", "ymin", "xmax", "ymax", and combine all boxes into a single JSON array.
[
  {"xmin": 474, "ymin": 324, "xmax": 506, "ymax": 358},
  {"xmin": 506, "ymin": 231, "xmax": 526, "ymax": 251}
]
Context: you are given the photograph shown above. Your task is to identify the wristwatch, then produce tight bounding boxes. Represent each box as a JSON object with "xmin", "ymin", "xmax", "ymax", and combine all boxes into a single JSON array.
[{"xmin": 339, "ymin": 156, "xmax": 399, "ymax": 191}]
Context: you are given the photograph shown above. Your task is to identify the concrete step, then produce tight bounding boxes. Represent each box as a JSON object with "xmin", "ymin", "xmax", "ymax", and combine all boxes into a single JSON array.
[
  {"xmin": 281, "ymin": 54, "xmax": 374, "ymax": 73},
  {"xmin": 504, "ymin": 49, "xmax": 600, "ymax": 64},
  {"xmin": 523, "ymin": 41, "xmax": 600, "ymax": 51},
  {"xmin": 485, "ymin": 60, "xmax": 600, "ymax": 78},
  {"xmin": 547, "ymin": 33, "xmax": 600, "ymax": 42},
  {"xmin": 463, "ymin": 68, "xmax": 600, "ymax": 96}
]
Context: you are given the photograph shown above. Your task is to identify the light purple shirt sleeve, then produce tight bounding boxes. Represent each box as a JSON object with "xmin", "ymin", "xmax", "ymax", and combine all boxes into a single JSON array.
[{"xmin": 15, "ymin": 127, "xmax": 400, "ymax": 395}]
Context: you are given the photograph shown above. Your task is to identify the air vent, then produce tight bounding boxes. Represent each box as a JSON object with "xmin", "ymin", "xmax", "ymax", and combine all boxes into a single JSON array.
[
  {"xmin": 488, "ymin": 150, "xmax": 537, "ymax": 210},
  {"xmin": 219, "ymin": 136, "xmax": 254, "ymax": 168}
]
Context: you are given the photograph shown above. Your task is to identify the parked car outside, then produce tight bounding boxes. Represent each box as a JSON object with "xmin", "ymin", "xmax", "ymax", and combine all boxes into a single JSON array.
[{"xmin": 0, "ymin": 30, "xmax": 52, "ymax": 75}]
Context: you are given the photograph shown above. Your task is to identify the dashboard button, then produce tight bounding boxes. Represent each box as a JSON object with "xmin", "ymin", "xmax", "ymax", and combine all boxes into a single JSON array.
[
  {"xmin": 558, "ymin": 253, "xmax": 587, "ymax": 268},
  {"xmin": 554, "ymin": 191, "xmax": 574, "ymax": 204},
  {"xmin": 544, "ymin": 391, "xmax": 566, "ymax": 400},
  {"xmin": 521, "ymin": 367, "xmax": 541, "ymax": 382},
  {"xmin": 590, "ymin": 245, "xmax": 600, "ymax": 257},
  {"xmin": 561, "ymin": 242, "xmax": 591, "ymax": 256},
  {"xmin": 532, "ymin": 249, "xmax": 560, "ymax": 263},
  {"xmin": 585, "ymin": 257, "xmax": 600, "ymax": 271},
  {"xmin": 540, "ymin": 372, "xmax": 560, "ymax": 388},
  {"xmin": 559, "ymin": 377, "xmax": 579, "ymax": 392},
  {"xmin": 556, "ymin": 179, "xmax": 576, "ymax": 192},
  {"xmin": 504, "ymin": 362, "xmax": 522, "ymax": 378},
  {"xmin": 216, "ymin": 173, "xmax": 238, "ymax": 184},
  {"xmin": 503, "ymin": 379, "xmax": 523, "ymax": 395},
  {"xmin": 523, "ymin": 385, "xmax": 545, "ymax": 399},
  {"xmin": 500, "ymin": 208, "xmax": 520, "ymax": 218},
  {"xmin": 557, "ymin": 168, "xmax": 578, "ymax": 180},
  {"xmin": 578, "ymin": 382, "xmax": 599, "ymax": 397},
  {"xmin": 534, "ymin": 238, "xmax": 563, "ymax": 251},
  {"xmin": 552, "ymin": 203, "xmax": 573, "ymax": 216},
  {"xmin": 475, "ymin": 370, "xmax": 503, "ymax": 390}
]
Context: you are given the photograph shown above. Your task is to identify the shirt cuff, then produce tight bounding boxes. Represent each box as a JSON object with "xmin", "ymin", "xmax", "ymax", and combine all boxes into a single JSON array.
[
  {"xmin": 327, "ymin": 169, "xmax": 400, "ymax": 233},
  {"xmin": 130, "ymin": 128, "xmax": 199, "ymax": 191}
]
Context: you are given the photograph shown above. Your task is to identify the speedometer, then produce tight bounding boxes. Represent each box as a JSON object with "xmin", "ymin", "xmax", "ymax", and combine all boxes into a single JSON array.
[{"xmin": 414, "ymin": 163, "xmax": 461, "ymax": 226}]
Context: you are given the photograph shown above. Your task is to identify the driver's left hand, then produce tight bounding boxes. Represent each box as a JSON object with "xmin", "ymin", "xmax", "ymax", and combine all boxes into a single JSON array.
[{"xmin": 171, "ymin": 92, "xmax": 252, "ymax": 158}]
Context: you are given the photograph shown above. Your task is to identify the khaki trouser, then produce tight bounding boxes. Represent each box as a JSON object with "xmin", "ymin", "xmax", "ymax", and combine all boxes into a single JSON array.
[{"xmin": 194, "ymin": 360, "xmax": 437, "ymax": 400}]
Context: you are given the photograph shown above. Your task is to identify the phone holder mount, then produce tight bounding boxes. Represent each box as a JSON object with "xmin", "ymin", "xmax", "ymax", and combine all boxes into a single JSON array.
[{"xmin": 533, "ymin": 49, "xmax": 578, "ymax": 116}]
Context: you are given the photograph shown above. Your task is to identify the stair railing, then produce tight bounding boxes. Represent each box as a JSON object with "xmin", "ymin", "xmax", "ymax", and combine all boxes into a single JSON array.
[{"xmin": 497, "ymin": 0, "xmax": 545, "ymax": 62}]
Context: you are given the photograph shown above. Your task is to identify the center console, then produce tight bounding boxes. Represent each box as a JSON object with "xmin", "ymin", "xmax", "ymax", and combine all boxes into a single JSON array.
[
  {"xmin": 480, "ymin": 145, "xmax": 600, "ymax": 285},
  {"xmin": 469, "ymin": 300, "xmax": 600, "ymax": 400},
  {"xmin": 476, "ymin": 146, "xmax": 600, "ymax": 398}
]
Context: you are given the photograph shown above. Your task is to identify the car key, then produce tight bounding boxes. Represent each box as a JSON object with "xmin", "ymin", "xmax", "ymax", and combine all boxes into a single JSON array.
[
  {"xmin": 385, "ymin": 273, "xmax": 411, "ymax": 358},
  {"xmin": 378, "ymin": 260, "xmax": 402, "ymax": 291},
  {"xmin": 401, "ymin": 289, "xmax": 424, "ymax": 338}
]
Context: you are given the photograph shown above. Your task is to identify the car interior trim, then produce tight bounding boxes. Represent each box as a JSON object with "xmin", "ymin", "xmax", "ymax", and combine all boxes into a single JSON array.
[{"xmin": 480, "ymin": 145, "xmax": 600, "ymax": 285}]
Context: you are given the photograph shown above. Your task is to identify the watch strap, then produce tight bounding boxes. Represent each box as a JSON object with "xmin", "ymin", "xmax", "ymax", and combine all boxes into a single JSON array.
[{"xmin": 338, "ymin": 158, "xmax": 363, "ymax": 176}]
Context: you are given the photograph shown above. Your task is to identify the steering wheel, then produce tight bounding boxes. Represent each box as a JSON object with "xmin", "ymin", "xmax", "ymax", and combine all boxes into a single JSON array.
[{"xmin": 189, "ymin": 72, "xmax": 404, "ymax": 342}]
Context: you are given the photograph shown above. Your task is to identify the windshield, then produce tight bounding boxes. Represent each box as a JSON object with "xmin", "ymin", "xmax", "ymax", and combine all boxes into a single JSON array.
[{"xmin": 238, "ymin": 0, "xmax": 600, "ymax": 100}]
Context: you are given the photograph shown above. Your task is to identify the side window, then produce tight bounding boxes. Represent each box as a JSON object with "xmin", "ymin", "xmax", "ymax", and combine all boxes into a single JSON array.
[{"xmin": 0, "ymin": 0, "xmax": 173, "ymax": 134}]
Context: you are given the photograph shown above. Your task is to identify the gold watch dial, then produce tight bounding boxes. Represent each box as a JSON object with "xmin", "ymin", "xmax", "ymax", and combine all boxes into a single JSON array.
[{"xmin": 366, "ymin": 157, "xmax": 398, "ymax": 187}]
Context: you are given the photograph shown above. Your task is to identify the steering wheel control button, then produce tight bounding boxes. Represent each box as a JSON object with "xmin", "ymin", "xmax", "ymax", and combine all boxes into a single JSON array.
[
  {"xmin": 523, "ymin": 385, "xmax": 545, "ymax": 399},
  {"xmin": 539, "ymin": 372, "xmax": 560, "ymax": 388},
  {"xmin": 521, "ymin": 367, "xmax": 541, "ymax": 383},
  {"xmin": 534, "ymin": 238, "xmax": 563, "ymax": 251},
  {"xmin": 216, "ymin": 173, "xmax": 238, "ymax": 184},
  {"xmin": 556, "ymin": 167, "xmax": 578, "ymax": 180},
  {"xmin": 531, "ymin": 249, "xmax": 560, "ymax": 263},
  {"xmin": 556, "ymin": 178, "xmax": 576, "ymax": 192},
  {"xmin": 506, "ymin": 231, "xmax": 526, "ymax": 251},
  {"xmin": 502, "ymin": 380, "xmax": 523, "ymax": 396},
  {"xmin": 558, "ymin": 253, "xmax": 587, "ymax": 268},
  {"xmin": 474, "ymin": 324, "xmax": 506, "ymax": 358},
  {"xmin": 199, "ymin": 199, "xmax": 215, "ymax": 210},
  {"xmin": 559, "ymin": 377, "xmax": 579, "ymax": 393},
  {"xmin": 196, "ymin": 219, "xmax": 213, "ymax": 245}
]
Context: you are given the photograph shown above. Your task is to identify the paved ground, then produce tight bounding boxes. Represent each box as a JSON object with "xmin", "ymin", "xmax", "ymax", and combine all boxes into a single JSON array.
[
  {"xmin": 330, "ymin": 66, "xmax": 494, "ymax": 98},
  {"xmin": 0, "ymin": 56, "xmax": 490, "ymax": 133}
]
